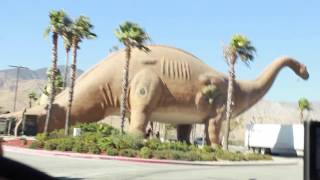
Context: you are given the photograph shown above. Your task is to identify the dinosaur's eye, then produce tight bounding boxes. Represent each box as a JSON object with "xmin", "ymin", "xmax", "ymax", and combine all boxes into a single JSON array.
[{"xmin": 139, "ymin": 88, "xmax": 146, "ymax": 95}]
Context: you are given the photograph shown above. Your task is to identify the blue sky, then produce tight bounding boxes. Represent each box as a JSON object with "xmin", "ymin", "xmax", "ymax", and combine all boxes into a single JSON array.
[{"xmin": 0, "ymin": 0, "xmax": 319, "ymax": 102}]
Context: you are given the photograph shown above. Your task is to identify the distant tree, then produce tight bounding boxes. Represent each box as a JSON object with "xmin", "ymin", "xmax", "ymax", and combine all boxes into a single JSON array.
[
  {"xmin": 43, "ymin": 10, "xmax": 72, "ymax": 134},
  {"xmin": 115, "ymin": 21, "xmax": 150, "ymax": 134},
  {"xmin": 298, "ymin": 97, "xmax": 311, "ymax": 123},
  {"xmin": 28, "ymin": 92, "xmax": 38, "ymax": 108},
  {"xmin": 65, "ymin": 16, "xmax": 96, "ymax": 135},
  {"xmin": 223, "ymin": 34, "xmax": 256, "ymax": 150},
  {"xmin": 43, "ymin": 68, "xmax": 64, "ymax": 96},
  {"xmin": 109, "ymin": 45, "xmax": 119, "ymax": 53}
]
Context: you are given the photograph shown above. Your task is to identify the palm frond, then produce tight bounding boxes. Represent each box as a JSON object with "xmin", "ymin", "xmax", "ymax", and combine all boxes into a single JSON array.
[
  {"xmin": 72, "ymin": 15, "xmax": 96, "ymax": 42},
  {"xmin": 114, "ymin": 21, "xmax": 150, "ymax": 50},
  {"xmin": 43, "ymin": 26, "xmax": 51, "ymax": 38},
  {"xmin": 46, "ymin": 9, "xmax": 72, "ymax": 35},
  {"xmin": 225, "ymin": 34, "xmax": 256, "ymax": 66}
]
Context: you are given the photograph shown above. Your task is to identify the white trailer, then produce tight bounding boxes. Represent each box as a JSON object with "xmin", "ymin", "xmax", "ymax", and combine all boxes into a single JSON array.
[{"xmin": 245, "ymin": 124, "xmax": 304, "ymax": 156}]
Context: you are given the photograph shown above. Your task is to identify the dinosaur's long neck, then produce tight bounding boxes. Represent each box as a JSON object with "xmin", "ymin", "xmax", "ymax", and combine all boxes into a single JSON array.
[{"xmin": 233, "ymin": 57, "xmax": 305, "ymax": 115}]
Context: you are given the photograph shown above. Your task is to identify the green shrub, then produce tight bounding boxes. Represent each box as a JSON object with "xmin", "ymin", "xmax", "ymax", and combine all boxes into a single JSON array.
[
  {"xmin": 201, "ymin": 145, "xmax": 215, "ymax": 153},
  {"xmin": 72, "ymin": 141, "xmax": 88, "ymax": 153},
  {"xmin": 106, "ymin": 148, "xmax": 118, "ymax": 156},
  {"xmin": 97, "ymin": 137, "xmax": 114, "ymax": 151},
  {"xmin": 215, "ymin": 151, "xmax": 245, "ymax": 161},
  {"xmin": 200, "ymin": 153, "xmax": 217, "ymax": 161},
  {"xmin": 56, "ymin": 138, "xmax": 74, "ymax": 151},
  {"xmin": 31, "ymin": 122, "xmax": 271, "ymax": 162},
  {"xmin": 76, "ymin": 123, "xmax": 98, "ymax": 133},
  {"xmin": 144, "ymin": 138, "xmax": 162, "ymax": 150},
  {"xmin": 81, "ymin": 132, "xmax": 102, "ymax": 144},
  {"xmin": 139, "ymin": 147, "xmax": 153, "ymax": 159},
  {"xmin": 88, "ymin": 143, "xmax": 101, "ymax": 154},
  {"xmin": 152, "ymin": 150, "xmax": 180, "ymax": 160},
  {"xmin": 44, "ymin": 139, "xmax": 59, "ymax": 150},
  {"xmin": 151, "ymin": 150, "xmax": 166, "ymax": 159},
  {"xmin": 48, "ymin": 129, "xmax": 65, "ymax": 139},
  {"xmin": 188, "ymin": 145, "xmax": 200, "ymax": 152},
  {"xmin": 75, "ymin": 123, "xmax": 119, "ymax": 136},
  {"xmin": 97, "ymin": 123, "xmax": 119, "ymax": 136},
  {"xmin": 29, "ymin": 141, "xmax": 43, "ymax": 149},
  {"xmin": 183, "ymin": 151, "xmax": 202, "ymax": 161},
  {"xmin": 169, "ymin": 141, "xmax": 189, "ymax": 152},
  {"xmin": 119, "ymin": 149, "xmax": 138, "ymax": 157},
  {"xmin": 35, "ymin": 133, "xmax": 47, "ymax": 142},
  {"xmin": 112, "ymin": 134, "xmax": 143, "ymax": 150}
]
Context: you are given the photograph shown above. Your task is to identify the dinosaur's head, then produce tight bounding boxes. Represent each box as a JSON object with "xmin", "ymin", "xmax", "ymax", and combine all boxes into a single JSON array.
[{"xmin": 298, "ymin": 64, "xmax": 309, "ymax": 80}]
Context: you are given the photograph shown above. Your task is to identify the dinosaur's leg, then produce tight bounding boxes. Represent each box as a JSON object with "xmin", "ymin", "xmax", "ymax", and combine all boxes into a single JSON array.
[
  {"xmin": 177, "ymin": 124, "xmax": 192, "ymax": 144},
  {"xmin": 128, "ymin": 69, "xmax": 164, "ymax": 136},
  {"xmin": 129, "ymin": 108, "xmax": 150, "ymax": 135},
  {"xmin": 205, "ymin": 107, "xmax": 225, "ymax": 147}
]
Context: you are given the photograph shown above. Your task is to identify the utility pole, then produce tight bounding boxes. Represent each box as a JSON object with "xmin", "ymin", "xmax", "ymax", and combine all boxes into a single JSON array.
[{"xmin": 9, "ymin": 65, "xmax": 28, "ymax": 112}]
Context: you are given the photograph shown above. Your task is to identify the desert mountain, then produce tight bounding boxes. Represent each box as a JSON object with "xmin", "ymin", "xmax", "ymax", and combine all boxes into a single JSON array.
[{"xmin": 0, "ymin": 66, "xmax": 83, "ymax": 112}]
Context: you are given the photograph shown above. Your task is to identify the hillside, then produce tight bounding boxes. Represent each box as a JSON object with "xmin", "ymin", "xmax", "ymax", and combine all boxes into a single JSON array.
[
  {"xmin": 0, "ymin": 66, "xmax": 83, "ymax": 111},
  {"xmin": 229, "ymin": 100, "xmax": 320, "ymax": 143}
]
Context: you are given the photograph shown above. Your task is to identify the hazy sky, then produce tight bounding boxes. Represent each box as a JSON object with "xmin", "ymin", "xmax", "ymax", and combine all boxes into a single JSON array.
[{"xmin": 0, "ymin": 0, "xmax": 319, "ymax": 101}]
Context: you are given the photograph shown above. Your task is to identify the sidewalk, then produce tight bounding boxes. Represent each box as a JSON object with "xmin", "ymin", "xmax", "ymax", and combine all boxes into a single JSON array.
[{"xmin": 2, "ymin": 145, "xmax": 299, "ymax": 167}]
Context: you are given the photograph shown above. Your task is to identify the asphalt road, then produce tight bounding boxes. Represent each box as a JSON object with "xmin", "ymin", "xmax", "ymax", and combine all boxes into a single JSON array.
[{"xmin": 4, "ymin": 151, "xmax": 303, "ymax": 180}]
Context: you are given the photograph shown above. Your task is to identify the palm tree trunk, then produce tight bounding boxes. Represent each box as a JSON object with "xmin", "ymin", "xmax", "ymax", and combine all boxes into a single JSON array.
[
  {"xmin": 120, "ymin": 46, "xmax": 131, "ymax": 134},
  {"xmin": 44, "ymin": 33, "xmax": 58, "ymax": 134},
  {"xmin": 65, "ymin": 40, "xmax": 78, "ymax": 135},
  {"xmin": 223, "ymin": 62, "xmax": 235, "ymax": 150},
  {"xmin": 63, "ymin": 48, "xmax": 70, "ymax": 89},
  {"xmin": 300, "ymin": 110, "xmax": 304, "ymax": 123},
  {"xmin": 29, "ymin": 98, "xmax": 32, "ymax": 108}
]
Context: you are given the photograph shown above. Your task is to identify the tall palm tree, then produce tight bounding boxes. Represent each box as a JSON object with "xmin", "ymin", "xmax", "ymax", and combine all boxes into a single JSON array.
[
  {"xmin": 223, "ymin": 34, "xmax": 256, "ymax": 150},
  {"xmin": 28, "ymin": 92, "xmax": 38, "ymax": 108},
  {"xmin": 62, "ymin": 29, "xmax": 73, "ymax": 89},
  {"xmin": 44, "ymin": 10, "xmax": 72, "ymax": 134},
  {"xmin": 298, "ymin": 97, "xmax": 311, "ymax": 123},
  {"xmin": 114, "ymin": 21, "xmax": 150, "ymax": 134},
  {"xmin": 65, "ymin": 16, "xmax": 96, "ymax": 135}
]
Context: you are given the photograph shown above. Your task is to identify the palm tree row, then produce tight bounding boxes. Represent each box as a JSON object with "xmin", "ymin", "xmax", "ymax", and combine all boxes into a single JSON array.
[
  {"xmin": 44, "ymin": 10, "xmax": 96, "ymax": 135},
  {"xmin": 44, "ymin": 10, "xmax": 150, "ymax": 136}
]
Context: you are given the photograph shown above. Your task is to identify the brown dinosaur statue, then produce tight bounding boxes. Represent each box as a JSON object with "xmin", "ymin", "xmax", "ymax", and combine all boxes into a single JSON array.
[{"xmin": 1, "ymin": 45, "xmax": 309, "ymax": 146}]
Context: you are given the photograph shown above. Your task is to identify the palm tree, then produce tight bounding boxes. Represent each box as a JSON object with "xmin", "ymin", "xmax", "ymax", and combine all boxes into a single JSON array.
[
  {"xmin": 28, "ymin": 92, "xmax": 38, "ymax": 108},
  {"xmin": 44, "ymin": 10, "xmax": 72, "ymax": 134},
  {"xmin": 298, "ymin": 97, "xmax": 311, "ymax": 123},
  {"xmin": 223, "ymin": 34, "xmax": 256, "ymax": 150},
  {"xmin": 114, "ymin": 21, "xmax": 150, "ymax": 134},
  {"xmin": 65, "ymin": 16, "xmax": 96, "ymax": 135},
  {"xmin": 62, "ymin": 28, "xmax": 73, "ymax": 89}
]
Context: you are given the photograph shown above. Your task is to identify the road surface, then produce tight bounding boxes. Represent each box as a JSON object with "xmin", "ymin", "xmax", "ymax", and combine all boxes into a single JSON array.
[{"xmin": 4, "ymin": 151, "xmax": 302, "ymax": 180}]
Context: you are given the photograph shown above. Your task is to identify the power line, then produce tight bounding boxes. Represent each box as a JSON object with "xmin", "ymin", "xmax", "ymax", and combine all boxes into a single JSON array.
[{"xmin": 9, "ymin": 65, "xmax": 28, "ymax": 112}]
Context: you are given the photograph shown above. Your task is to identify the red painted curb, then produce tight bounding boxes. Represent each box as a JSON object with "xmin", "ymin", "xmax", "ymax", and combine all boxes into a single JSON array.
[{"xmin": 2, "ymin": 145, "xmax": 296, "ymax": 166}]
